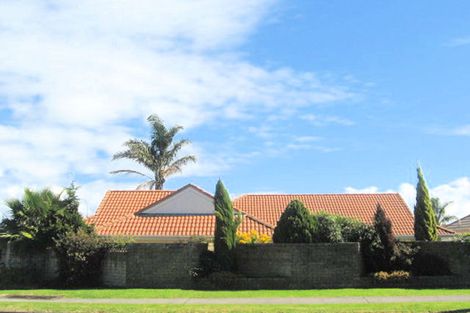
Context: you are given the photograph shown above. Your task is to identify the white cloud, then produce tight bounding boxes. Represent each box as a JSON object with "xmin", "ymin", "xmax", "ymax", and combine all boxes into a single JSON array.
[
  {"xmin": 449, "ymin": 125, "xmax": 470, "ymax": 136},
  {"xmin": 0, "ymin": 0, "xmax": 357, "ymax": 216},
  {"xmin": 345, "ymin": 186, "xmax": 381, "ymax": 194},
  {"xmin": 345, "ymin": 177, "xmax": 470, "ymax": 219},
  {"xmin": 445, "ymin": 36, "xmax": 470, "ymax": 47},
  {"xmin": 301, "ymin": 114, "xmax": 355, "ymax": 126},
  {"xmin": 428, "ymin": 124, "xmax": 470, "ymax": 137}
]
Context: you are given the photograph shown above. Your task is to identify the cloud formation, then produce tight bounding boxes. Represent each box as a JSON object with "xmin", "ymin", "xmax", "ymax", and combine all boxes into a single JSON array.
[
  {"xmin": 446, "ymin": 36, "xmax": 470, "ymax": 47},
  {"xmin": 0, "ymin": 1, "xmax": 355, "ymax": 215},
  {"xmin": 345, "ymin": 177, "xmax": 470, "ymax": 219}
]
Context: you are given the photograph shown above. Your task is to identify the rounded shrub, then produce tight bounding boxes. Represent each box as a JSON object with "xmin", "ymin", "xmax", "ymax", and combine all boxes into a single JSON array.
[
  {"xmin": 311, "ymin": 213, "xmax": 342, "ymax": 243},
  {"xmin": 273, "ymin": 200, "xmax": 315, "ymax": 243}
]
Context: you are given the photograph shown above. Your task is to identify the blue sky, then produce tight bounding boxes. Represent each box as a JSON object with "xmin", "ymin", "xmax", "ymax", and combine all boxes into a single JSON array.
[{"xmin": 0, "ymin": 0, "xmax": 469, "ymax": 218}]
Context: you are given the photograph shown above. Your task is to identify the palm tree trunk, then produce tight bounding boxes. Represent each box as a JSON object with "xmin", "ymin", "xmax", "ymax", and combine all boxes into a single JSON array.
[{"xmin": 154, "ymin": 177, "xmax": 165, "ymax": 190}]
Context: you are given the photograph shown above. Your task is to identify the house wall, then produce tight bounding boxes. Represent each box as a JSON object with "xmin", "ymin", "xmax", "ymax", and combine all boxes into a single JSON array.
[{"xmin": 141, "ymin": 187, "xmax": 214, "ymax": 215}]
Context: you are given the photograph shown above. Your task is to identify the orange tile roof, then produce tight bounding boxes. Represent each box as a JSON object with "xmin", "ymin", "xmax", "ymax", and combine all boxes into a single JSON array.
[
  {"xmin": 88, "ymin": 189, "xmax": 273, "ymax": 237},
  {"xmin": 88, "ymin": 187, "xmax": 453, "ymax": 238},
  {"xmin": 232, "ymin": 193, "xmax": 415, "ymax": 236}
]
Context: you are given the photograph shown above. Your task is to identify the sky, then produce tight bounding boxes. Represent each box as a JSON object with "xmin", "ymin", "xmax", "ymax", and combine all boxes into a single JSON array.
[{"xmin": 0, "ymin": 0, "xmax": 469, "ymax": 219}]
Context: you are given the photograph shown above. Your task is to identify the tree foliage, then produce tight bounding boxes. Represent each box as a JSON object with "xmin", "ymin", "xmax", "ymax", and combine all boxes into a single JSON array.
[
  {"xmin": 0, "ymin": 184, "xmax": 89, "ymax": 248},
  {"xmin": 372, "ymin": 204, "xmax": 416, "ymax": 272},
  {"xmin": 431, "ymin": 197, "xmax": 457, "ymax": 225},
  {"xmin": 273, "ymin": 200, "xmax": 315, "ymax": 243},
  {"xmin": 414, "ymin": 167, "xmax": 438, "ymax": 241},
  {"xmin": 374, "ymin": 204, "xmax": 398, "ymax": 266},
  {"xmin": 311, "ymin": 212, "xmax": 342, "ymax": 243},
  {"xmin": 54, "ymin": 229, "xmax": 126, "ymax": 287},
  {"xmin": 111, "ymin": 114, "xmax": 196, "ymax": 190},
  {"xmin": 213, "ymin": 180, "xmax": 240, "ymax": 271}
]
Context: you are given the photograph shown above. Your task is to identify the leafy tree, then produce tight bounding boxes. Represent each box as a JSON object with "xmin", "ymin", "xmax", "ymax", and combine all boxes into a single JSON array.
[
  {"xmin": 373, "ymin": 204, "xmax": 416, "ymax": 272},
  {"xmin": 374, "ymin": 204, "xmax": 398, "ymax": 266},
  {"xmin": 213, "ymin": 180, "xmax": 240, "ymax": 271},
  {"xmin": 273, "ymin": 200, "xmax": 315, "ymax": 243},
  {"xmin": 0, "ymin": 184, "xmax": 88, "ymax": 248},
  {"xmin": 414, "ymin": 167, "xmax": 438, "ymax": 241},
  {"xmin": 431, "ymin": 197, "xmax": 457, "ymax": 225},
  {"xmin": 111, "ymin": 114, "xmax": 196, "ymax": 190}
]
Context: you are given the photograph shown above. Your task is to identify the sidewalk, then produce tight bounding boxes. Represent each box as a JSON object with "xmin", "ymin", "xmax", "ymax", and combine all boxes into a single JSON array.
[{"xmin": 1, "ymin": 295, "xmax": 470, "ymax": 305}]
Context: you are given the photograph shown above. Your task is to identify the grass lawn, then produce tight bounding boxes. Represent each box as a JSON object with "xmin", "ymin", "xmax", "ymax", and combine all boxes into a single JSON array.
[
  {"xmin": 1, "ymin": 302, "xmax": 470, "ymax": 313},
  {"xmin": 1, "ymin": 288, "xmax": 470, "ymax": 299}
]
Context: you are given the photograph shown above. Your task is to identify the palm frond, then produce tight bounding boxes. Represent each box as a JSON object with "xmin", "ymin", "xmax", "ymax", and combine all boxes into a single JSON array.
[
  {"xmin": 109, "ymin": 169, "xmax": 153, "ymax": 179},
  {"xmin": 166, "ymin": 125, "xmax": 184, "ymax": 142},
  {"xmin": 163, "ymin": 155, "xmax": 196, "ymax": 177},
  {"xmin": 136, "ymin": 180, "xmax": 157, "ymax": 190},
  {"xmin": 111, "ymin": 114, "xmax": 197, "ymax": 189},
  {"xmin": 112, "ymin": 140, "xmax": 156, "ymax": 170},
  {"xmin": 163, "ymin": 139, "xmax": 191, "ymax": 164}
]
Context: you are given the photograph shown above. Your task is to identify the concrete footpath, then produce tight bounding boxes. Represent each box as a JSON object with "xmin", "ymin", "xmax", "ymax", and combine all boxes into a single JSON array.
[{"xmin": 0, "ymin": 295, "xmax": 470, "ymax": 305}]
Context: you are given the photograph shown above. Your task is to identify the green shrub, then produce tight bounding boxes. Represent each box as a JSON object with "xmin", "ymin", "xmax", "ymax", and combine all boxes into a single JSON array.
[
  {"xmin": 456, "ymin": 233, "xmax": 470, "ymax": 242},
  {"xmin": 53, "ymin": 229, "xmax": 125, "ymax": 287},
  {"xmin": 336, "ymin": 216, "xmax": 372, "ymax": 242},
  {"xmin": 273, "ymin": 200, "xmax": 315, "ymax": 243},
  {"xmin": 411, "ymin": 252, "xmax": 451, "ymax": 276},
  {"xmin": 373, "ymin": 270, "xmax": 410, "ymax": 282},
  {"xmin": 311, "ymin": 213, "xmax": 342, "ymax": 243}
]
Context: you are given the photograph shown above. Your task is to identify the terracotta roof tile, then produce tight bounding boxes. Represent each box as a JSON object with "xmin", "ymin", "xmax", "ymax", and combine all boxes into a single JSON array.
[
  {"xmin": 232, "ymin": 193, "xmax": 415, "ymax": 236},
  {"xmin": 89, "ymin": 188, "xmax": 446, "ymax": 238},
  {"xmin": 88, "ymin": 189, "xmax": 272, "ymax": 237}
]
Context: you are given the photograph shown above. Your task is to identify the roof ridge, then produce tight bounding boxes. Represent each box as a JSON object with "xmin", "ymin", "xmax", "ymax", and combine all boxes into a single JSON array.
[
  {"xmin": 234, "ymin": 207, "xmax": 275, "ymax": 230},
  {"xmin": 437, "ymin": 225, "xmax": 456, "ymax": 234},
  {"xmin": 446, "ymin": 213, "xmax": 470, "ymax": 226},
  {"xmin": 106, "ymin": 190, "xmax": 175, "ymax": 193},
  {"xmin": 235, "ymin": 192, "xmax": 401, "ymax": 197},
  {"xmin": 135, "ymin": 184, "xmax": 214, "ymax": 215}
]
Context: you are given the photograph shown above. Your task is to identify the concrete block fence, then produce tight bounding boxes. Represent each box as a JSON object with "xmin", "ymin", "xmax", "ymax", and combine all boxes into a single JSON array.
[{"xmin": 1, "ymin": 240, "xmax": 469, "ymax": 289}]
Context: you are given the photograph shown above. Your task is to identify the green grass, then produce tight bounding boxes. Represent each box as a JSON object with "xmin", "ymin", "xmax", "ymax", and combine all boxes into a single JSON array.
[
  {"xmin": 1, "ymin": 302, "xmax": 470, "ymax": 313},
  {"xmin": 1, "ymin": 288, "xmax": 470, "ymax": 299}
]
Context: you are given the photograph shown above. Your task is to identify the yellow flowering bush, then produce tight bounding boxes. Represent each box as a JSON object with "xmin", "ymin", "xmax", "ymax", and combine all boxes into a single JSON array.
[
  {"xmin": 236, "ymin": 230, "xmax": 272, "ymax": 244},
  {"xmin": 373, "ymin": 271, "xmax": 410, "ymax": 282}
]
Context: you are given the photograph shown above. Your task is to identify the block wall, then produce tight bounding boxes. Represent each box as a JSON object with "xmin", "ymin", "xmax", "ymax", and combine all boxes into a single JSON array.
[{"xmin": 235, "ymin": 243, "xmax": 363, "ymax": 288}]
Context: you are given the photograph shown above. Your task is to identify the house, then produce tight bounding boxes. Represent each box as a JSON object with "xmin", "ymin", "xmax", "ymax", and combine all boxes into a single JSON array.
[
  {"xmin": 87, "ymin": 184, "xmax": 454, "ymax": 242},
  {"xmin": 446, "ymin": 214, "xmax": 470, "ymax": 234}
]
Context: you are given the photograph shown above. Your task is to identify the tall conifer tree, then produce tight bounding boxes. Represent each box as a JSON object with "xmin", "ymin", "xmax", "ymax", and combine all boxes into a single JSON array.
[
  {"xmin": 213, "ymin": 180, "xmax": 240, "ymax": 271},
  {"xmin": 414, "ymin": 166, "xmax": 438, "ymax": 241}
]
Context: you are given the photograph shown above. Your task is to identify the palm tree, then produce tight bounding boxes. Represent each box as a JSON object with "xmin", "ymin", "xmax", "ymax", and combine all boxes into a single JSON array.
[
  {"xmin": 431, "ymin": 197, "xmax": 458, "ymax": 225},
  {"xmin": 0, "ymin": 185, "xmax": 86, "ymax": 247},
  {"xmin": 111, "ymin": 114, "xmax": 196, "ymax": 190}
]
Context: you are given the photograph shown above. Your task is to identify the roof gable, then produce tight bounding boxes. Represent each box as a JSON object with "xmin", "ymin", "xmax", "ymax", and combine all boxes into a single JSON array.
[{"xmin": 138, "ymin": 184, "xmax": 214, "ymax": 215}]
